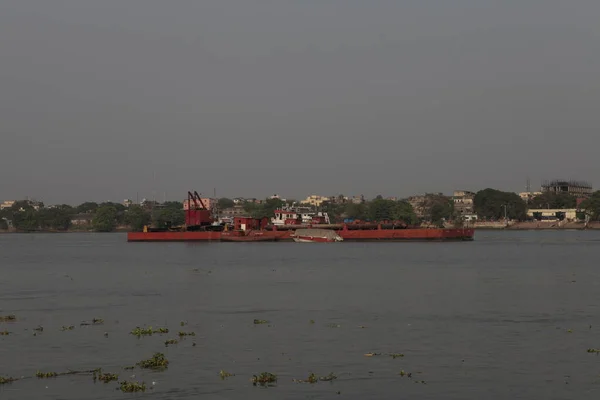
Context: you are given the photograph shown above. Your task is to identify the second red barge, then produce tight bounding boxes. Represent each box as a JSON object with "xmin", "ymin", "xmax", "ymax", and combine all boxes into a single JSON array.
[{"xmin": 127, "ymin": 191, "xmax": 474, "ymax": 242}]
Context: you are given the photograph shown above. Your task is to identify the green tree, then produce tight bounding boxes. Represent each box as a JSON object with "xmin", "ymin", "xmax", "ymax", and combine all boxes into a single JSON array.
[
  {"xmin": 217, "ymin": 198, "xmax": 235, "ymax": 209},
  {"xmin": 0, "ymin": 218, "xmax": 8, "ymax": 230},
  {"xmin": 474, "ymin": 188, "xmax": 527, "ymax": 220},
  {"xmin": 125, "ymin": 205, "xmax": 151, "ymax": 231},
  {"xmin": 92, "ymin": 205, "xmax": 118, "ymax": 232},
  {"xmin": 392, "ymin": 201, "xmax": 418, "ymax": 224},
  {"xmin": 368, "ymin": 198, "xmax": 396, "ymax": 220},
  {"xmin": 12, "ymin": 209, "xmax": 39, "ymax": 231},
  {"xmin": 579, "ymin": 191, "xmax": 600, "ymax": 220},
  {"xmin": 529, "ymin": 192, "xmax": 577, "ymax": 209},
  {"xmin": 152, "ymin": 207, "xmax": 185, "ymax": 228},
  {"xmin": 76, "ymin": 202, "xmax": 98, "ymax": 214},
  {"xmin": 344, "ymin": 203, "xmax": 368, "ymax": 220},
  {"xmin": 38, "ymin": 205, "xmax": 73, "ymax": 231},
  {"xmin": 244, "ymin": 198, "xmax": 284, "ymax": 219}
]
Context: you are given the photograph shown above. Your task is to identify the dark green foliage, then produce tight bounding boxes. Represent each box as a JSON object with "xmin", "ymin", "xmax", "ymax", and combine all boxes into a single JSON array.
[
  {"xmin": 579, "ymin": 191, "xmax": 600, "ymax": 220},
  {"xmin": 92, "ymin": 205, "xmax": 118, "ymax": 232},
  {"xmin": 125, "ymin": 205, "xmax": 151, "ymax": 232},
  {"xmin": 217, "ymin": 198, "xmax": 235, "ymax": 209},
  {"xmin": 474, "ymin": 189, "xmax": 527, "ymax": 220},
  {"xmin": 529, "ymin": 192, "xmax": 577, "ymax": 209}
]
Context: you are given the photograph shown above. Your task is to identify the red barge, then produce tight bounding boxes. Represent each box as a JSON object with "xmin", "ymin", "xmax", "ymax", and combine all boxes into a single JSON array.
[{"xmin": 127, "ymin": 191, "xmax": 474, "ymax": 242}]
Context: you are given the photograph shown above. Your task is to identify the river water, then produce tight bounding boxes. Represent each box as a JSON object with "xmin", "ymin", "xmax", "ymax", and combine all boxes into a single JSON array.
[{"xmin": 1, "ymin": 231, "xmax": 600, "ymax": 399}]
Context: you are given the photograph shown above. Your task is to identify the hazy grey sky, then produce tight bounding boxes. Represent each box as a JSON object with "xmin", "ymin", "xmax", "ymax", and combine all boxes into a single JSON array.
[{"xmin": 1, "ymin": 0, "xmax": 599, "ymax": 204}]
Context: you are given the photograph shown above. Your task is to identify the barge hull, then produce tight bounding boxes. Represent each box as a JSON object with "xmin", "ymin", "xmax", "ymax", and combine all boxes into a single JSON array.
[{"xmin": 127, "ymin": 228, "xmax": 474, "ymax": 242}]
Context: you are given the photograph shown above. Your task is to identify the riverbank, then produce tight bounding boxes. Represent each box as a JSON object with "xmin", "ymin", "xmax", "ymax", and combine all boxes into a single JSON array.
[{"xmin": 466, "ymin": 221, "xmax": 600, "ymax": 230}]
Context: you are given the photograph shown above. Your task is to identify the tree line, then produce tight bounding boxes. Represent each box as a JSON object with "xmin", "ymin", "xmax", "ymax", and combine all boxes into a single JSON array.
[
  {"xmin": 0, "ymin": 200, "xmax": 185, "ymax": 232},
  {"xmin": 3, "ymin": 189, "xmax": 600, "ymax": 232}
]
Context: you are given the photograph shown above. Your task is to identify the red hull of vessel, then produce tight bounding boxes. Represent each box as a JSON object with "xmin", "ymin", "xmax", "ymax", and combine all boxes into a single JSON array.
[{"xmin": 127, "ymin": 228, "xmax": 474, "ymax": 242}]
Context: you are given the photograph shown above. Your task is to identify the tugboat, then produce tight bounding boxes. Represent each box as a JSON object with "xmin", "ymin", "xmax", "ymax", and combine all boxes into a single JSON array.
[{"xmin": 292, "ymin": 228, "xmax": 343, "ymax": 243}]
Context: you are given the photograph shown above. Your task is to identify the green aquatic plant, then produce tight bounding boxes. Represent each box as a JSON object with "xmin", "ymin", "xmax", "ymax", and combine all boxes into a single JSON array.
[
  {"xmin": 60, "ymin": 326, "xmax": 75, "ymax": 331},
  {"xmin": 587, "ymin": 348, "xmax": 600, "ymax": 353},
  {"xmin": 98, "ymin": 372, "xmax": 119, "ymax": 383},
  {"xmin": 0, "ymin": 315, "xmax": 16, "ymax": 322},
  {"xmin": 130, "ymin": 326, "xmax": 169, "ymax": 337},
  {"xmin": 319, "ymin": 373, "xmax": 337, "ymax": 382},
  {"xmin": 309, "ymin": 320, "xmax": 315, "ymax": 324},
  {"xmin": 137, "ymin": 352, "xmax": 169, "ymax": 369},
  {"xmin": 219, "ymin": 370, "xmax": 234, "ymax": 380},
  {"xmin": 180, "ymin": 321, "xmax": 187, "ymax": 327},
  {"xmin": 36, "ymin": 371, "xmax": 58, "ymax": 379},
  {"xmin": 178, "ymin": 331, "xmax": 196, "ymax": 337},
  {"xmin": 0, "ymin": 376, "xmax": 17, "ymax": 385},
  {"xmin": 123, "ymin": 366, "xmax": 136, "ymax": 370},
  {"xmin": 119, "ymin": 380, "xmax": 146, "ymax": 392},
  {"xmin": 251, "ymin": 372, "xmax": 277, "ymax": 386},
  {"xmin": 164, "ymin": 339, "xmax": 179, "ymax": 346},
  {"xmin": 253, "ymin": 319, "xmax": 269, "ymax": 325}
]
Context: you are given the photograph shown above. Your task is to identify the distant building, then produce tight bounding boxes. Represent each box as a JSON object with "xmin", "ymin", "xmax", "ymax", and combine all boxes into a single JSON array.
[
  {"xmin": 0, "ymin": 201, "xmax": 15, "ymax": 210},
  {"xmin": 123, "ymin": 199, "xmax": 133, "ymax": 207},
  {"xmin": 453, "ymin": 190, "xmax": 475, "ymax": 216},
  {"xmin": 302, "ymin": 195, "xmax": 329, "ymax": 207},
  {"xmin": 350, "ymin": 195, "xmax": 365, "ymax": 204},
  {"xmin": 183, "ymin": 198, "xmax": 213, "ymax": 210},
  {"xmin": 220, "ymin": 205, "xmax": 246, "ymax": 218},
  {"xmin": 519, "ymin": 191, "xmax": 543, "ymax": 202},
  {"xmin": 71, "ymin": 213, "xmax": 94, "ymax": 226},
  {"xmin": 541, "ymin": 179, "xmax": 592, "ymax": 198},
  {"xmin": 407, "ymin": 193, "xmax": 444, "ymax": 219},
  {"xmin": 527, "ymin": 208, "xmax": 580, "ymax": 221}
]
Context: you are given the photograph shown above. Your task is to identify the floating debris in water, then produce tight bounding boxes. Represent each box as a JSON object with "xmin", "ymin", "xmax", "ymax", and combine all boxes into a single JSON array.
[
  {"xmin": 587, "ymin": 348, "xmax": 600, "ymax": 353},
  {"xmin": 0, "ymin": 315, "xmax": 16, "ymax": 322},
  {"xmin": 119, "ymin": 380, "xmax": 146, "ymax": 392},
  {"xmin": 364, "ymin": 352, "xmax": 381, "ymax": 357},
  {"xmin": 219, "ymin": 370, "xmax": 234, "ymax": 380},
  {"xmin": 130, "ymin": 326, "xmax": 169, "ymax": 337},
  {"xmin": 60, "ymin": 326, "xmax": 75, "ymax": 331},
  {"xmin": 0, "ymin": 376, "xmax": 17, "ymax": 385},
  {"xmin": 319, "ymin": 373, "xmax": 337, "ymax": 382},
  {"xmin": 358, "ymin": 325, "xmax": 367, "ymax": 329},
  {"xmin": 123, "ymin": 366, "xmax": 136, "ymax": 370},
  {"xmin": 96, "ymin": 371, "xmax": 119, "ymax": 383},
  {"xmin": 253, "ymin": 319, "xmax": 269, "ymax": 325},
  {"xmin": 389, "ymin": 353, "xmax": 405, "ymax": 359},
  {"xmin": 327, "ymin": 323, "xmax": 341, "ymax": 328},
  {"xmin": 34, "ymin": 326, "xmax": 44, "ymax": 332},
  {"xmin": 309, "ymin": 320, "xmax": 315, "ymax": 324},
  {"xmin": 567, "ymin": 329, "xmax": 573, "ymax": 333},
  {"xmin": 137, "ymin": 353, "xmax": 169, "ymax": 370},
  {"xmin": 80, "ymin": 318, "xmax": 104, "ymax": 326},
  {"xmin": 178, "ymin": 331, "xmax": 196, "ymax": 337},
  {"xmin": 164, "ymin": 339, "xmax": 179, "ymax": 347},
  {"xmin": 180, "ymin": 321, "xmax": 187, "ymax": 327},
  {"xmin": 296, "ymin": 372, "xmax": 337, "ymax": 383},
  {"xmin": 0, "ymin": 331, "xmax": 11, "ymax": 336},
  {"xmin": 252, "ymin": 372, "xmax": 277, "ymax": 386},
  {"xmin": 36, "ymin": 371, "xmax": 58, "ymax": 379}
]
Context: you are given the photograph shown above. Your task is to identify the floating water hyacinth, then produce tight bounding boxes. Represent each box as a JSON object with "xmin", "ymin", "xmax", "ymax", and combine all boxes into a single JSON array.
[
  {"xmin": 137, "ymin": 353, "xmax": 169, "ymax": 370},
  {"xmin": 251, "ymin": 372, "xmax": 277, "ymax": 386},
  {"xmin": 219, "ymin": 370, "xmax": 234, "ymax": 380},
  {"xmin": 119, "ymin": 380, "xmax": 146, "ymax": 392}
]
